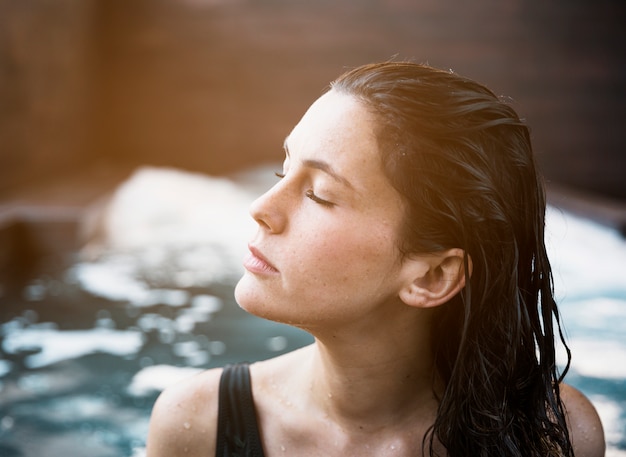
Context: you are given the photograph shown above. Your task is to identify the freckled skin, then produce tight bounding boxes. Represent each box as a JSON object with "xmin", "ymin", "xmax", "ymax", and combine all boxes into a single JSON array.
[
  {"xmin": 234, "ymin": 91, "xmax": 412, "ymax": 337},
  {"xmin": 561, "ymin": 384, "xmax": 606, "ymax": 457},
  {"xmin": 146, "ymin": 91, "xmax": 606, "ymax": 457},
  {"xmin": 146, "ymin": 368, "xmax": 222, "ymax": 457}
]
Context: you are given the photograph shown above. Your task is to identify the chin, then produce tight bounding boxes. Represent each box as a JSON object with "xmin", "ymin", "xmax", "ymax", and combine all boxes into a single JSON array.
[
  {"xmin": 233, "ymin": 275, "xmax": 251, "ymax": 307},
  {"xmin": 234, "ymin": 277, "xmax": 292, "ymax": 328},
  {"xmin": 234, "ymin": 274, "xmax": 267, "ymax": 315}
]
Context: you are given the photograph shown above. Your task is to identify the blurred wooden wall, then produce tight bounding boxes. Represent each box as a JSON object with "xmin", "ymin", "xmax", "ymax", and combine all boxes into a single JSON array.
[
  {"xmin": 0, "ymin": 0, "xmax": 96, "ymax": 194},
  {"xmin": 1, "ymin": 0, "xmax": 625, "ymax": 199}
]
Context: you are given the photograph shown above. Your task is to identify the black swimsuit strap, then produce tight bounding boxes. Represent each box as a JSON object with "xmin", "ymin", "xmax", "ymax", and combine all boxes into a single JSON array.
[{"xmin": 215, "ymin": 363, "xmax": 266, "ymax": 457}]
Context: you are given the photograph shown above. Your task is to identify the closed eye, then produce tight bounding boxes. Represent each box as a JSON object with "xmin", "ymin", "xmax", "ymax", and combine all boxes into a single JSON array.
[
  {"xmin": 275, "ymin": 171, "xmax": 334, "ymax": 207},
  {"xmin": 305, "ymin": 189, "xmax": 334, "ymax": 207}
]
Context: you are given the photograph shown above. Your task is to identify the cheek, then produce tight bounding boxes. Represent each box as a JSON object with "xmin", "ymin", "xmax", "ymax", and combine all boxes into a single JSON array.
[{"xmin": 298, "ymin": 222, "xmax": 399, "ymax": 280}]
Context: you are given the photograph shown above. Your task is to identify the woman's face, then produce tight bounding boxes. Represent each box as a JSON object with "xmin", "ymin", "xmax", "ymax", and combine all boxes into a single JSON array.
[{"xmin": 234, "ymin": 91, "xmax": 412, "ymax": 332}]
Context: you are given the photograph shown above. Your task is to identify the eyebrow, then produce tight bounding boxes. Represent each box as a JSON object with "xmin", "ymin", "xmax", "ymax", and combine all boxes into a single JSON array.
[{"xmin": 283, "ymin": 139, "xmax": 354, "ymax": 189}]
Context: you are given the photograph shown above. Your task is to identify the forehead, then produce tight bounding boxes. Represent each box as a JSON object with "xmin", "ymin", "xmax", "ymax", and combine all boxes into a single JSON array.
[
  {"xmin": 286, "ymin": 91, "xmax": 380, "ymax": 168},
  {"xmin": 286, "ymin": 91, "xmax": 404, "ymax": 212}
]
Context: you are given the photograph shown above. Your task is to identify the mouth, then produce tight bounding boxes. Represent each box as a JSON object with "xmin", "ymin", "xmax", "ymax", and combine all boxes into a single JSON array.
[{"xmin": 243, "ymin": 245, "xmax": 279, "ymax": 274}]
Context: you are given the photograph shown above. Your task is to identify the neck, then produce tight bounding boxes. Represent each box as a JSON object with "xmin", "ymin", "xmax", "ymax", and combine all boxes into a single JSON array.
[{"xmin": 302, "ymin": 310, "xmax": 440, "ymax": 430}]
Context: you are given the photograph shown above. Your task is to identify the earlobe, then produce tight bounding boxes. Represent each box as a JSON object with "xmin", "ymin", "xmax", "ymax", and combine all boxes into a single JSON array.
[{"xmin": 399, "ymin": 249, "xmax": 471, "ymax": 309}]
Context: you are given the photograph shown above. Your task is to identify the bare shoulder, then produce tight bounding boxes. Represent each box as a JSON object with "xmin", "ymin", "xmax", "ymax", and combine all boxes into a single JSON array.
[
  {"xmin": 560, "ymin": 383, "xmax": 606, "ymax": 457},
  {"xmin": 146, "ymin": 367, "xmax": 223, "ymax": 457}
]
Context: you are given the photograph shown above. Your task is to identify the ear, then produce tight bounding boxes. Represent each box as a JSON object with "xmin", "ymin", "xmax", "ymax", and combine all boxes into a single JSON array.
[{"xmin": 398, "ymin": 248, "xmax": 471, "ymax": 309}]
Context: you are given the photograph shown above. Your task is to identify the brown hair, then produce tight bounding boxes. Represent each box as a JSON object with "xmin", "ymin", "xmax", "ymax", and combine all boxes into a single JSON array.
[{"xmin": 332, "ymin": 62, "xmax": 573, "ymax": 456}]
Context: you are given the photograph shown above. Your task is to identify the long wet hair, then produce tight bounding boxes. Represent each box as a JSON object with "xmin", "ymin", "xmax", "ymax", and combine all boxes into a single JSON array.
[{"xmin": 332, "ymin": 62, "xmax": 573, "ymax": 456}]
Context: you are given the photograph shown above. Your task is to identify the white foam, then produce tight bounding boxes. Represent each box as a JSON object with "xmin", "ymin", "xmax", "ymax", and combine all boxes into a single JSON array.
[
  {"xmin": 590, "ymin": 395, "xmax": 626, "ymax": 453},
  {"xmin": 74, "ymin": 167, "xmax": 272, "ymax": 299},
  {"xmin": 546, "ymin": 206, "xmax": 626, "ymax": 301},
  {"xmin": 563, "ymin": 296, "xmax": 626, "ymax": 337},
  {"xmin": 71, "ymin": 260, "xmax": 153, "ymax": 304},
  {"xmin": 558, "ymin": 338, "xmax": 626, "ymax": 379},
  {"xmin": 2, "ymin": 327, "xmax": 145, "ymax": 368},
  {"xmin": 546, "ymin": 206, "xmax": 626, "ymax": 394},
  {"xmin": 79, "ymin": 166, "xmax": 256, "ymax": 280},
  {"xmin": 127, "ymin": 364, "xmax": 203, "ymax": 396},
  {"xmin": 130, "ymin": 448, "xmax": 146, "ymax": 457},
  {"xmin": 0, "ymin": 360, "xmax": 12, "ymax": 378}
]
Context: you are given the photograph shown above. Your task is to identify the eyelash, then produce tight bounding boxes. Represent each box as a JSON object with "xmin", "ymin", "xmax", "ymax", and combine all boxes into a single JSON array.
[{"xmin": 274, "ymin": 172, "xmax": 334, "ymax": 207}]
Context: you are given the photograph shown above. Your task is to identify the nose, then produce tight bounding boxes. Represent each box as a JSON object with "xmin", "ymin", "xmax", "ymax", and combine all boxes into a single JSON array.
[{"xmin": 249, "ymin": 181, "xmax": 288, "ymax": 234}]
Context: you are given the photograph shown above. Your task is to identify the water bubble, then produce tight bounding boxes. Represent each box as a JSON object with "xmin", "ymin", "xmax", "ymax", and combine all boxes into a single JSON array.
[
  {"xmin": 183, "ymin": 421, "xmax": 191, "ymax": 430},
  {"xmin": 172, "ymin": 341, "xmax": 200, "ymax": 357},
  {"xmin": 23, "ymin": 281, "xmax": 45, "ymax": 301},
  {"xmin": 187, "ymin": 351, "xmax": 210, "ymax": 366},
  {"xmin": 95, "ymin": 310, "xmax": 116, "ymax": 329},
  {"xmin": 158, "ymin": 327, "xmax": 176, "ymax": 344},
  {"xmin": 191, "ymin": 295, "xmax": 223, "ymax": 314},
  {"xmin": 181, "ymin": 307, "xmax": 211, "ymax": 324},
  {"xmin": 96, "ymin": 317, "xmax": 116, "ymax": 329},
  {"xmin": 175, "ymin": 314, "xmax": 196, "ymax": 333},
  {"xmin": 32, "ymin": 321, "xmax": 58, "ymax": 331},
  {"xmin": 0, "ymin": 360, "xmax": 12, "ymax": 378},
  {"xmin": 96, "ymin": 309, "xmax": 111, "ymax": 320},
  {"xmin": 139, "ymin": 356, "xmax": 154, "ymax": 368},
  {"xmin": 266, "ymin": 336, "xmax": 287, "ymax": 352},
  {"xmin": 208, "ymin": 341, "xmax": 226, "ymax": 356},
  {"xmin": 1, "ymin": 415, "xmax": 14, "ymax": 431},
  {"xmin": 158, "ymin": 289, "xmax": 189, "ymax": 307},
  {"xmin": 137, "ymin": 313, "xmax": 169, "ymax": 332},
  {"xmin": 195, "ymin": 334, "xmax": 209, "ymax": 345},
  {"xmin": 125, "ymin": 304, "xmax": 140, "ymax": 318},
  {"xmin": 17, "ymin": 374, "xmax": 49, "ymax": 393},
  {"xmin": 22, "ymin": 309, "xmax": 38, "ymax": 324}
]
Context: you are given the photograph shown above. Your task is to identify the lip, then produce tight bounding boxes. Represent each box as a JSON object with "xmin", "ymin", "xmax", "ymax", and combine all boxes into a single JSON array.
[{"xmin": 243, "ymin": 245, "xmax": 279, "ymax": 274}]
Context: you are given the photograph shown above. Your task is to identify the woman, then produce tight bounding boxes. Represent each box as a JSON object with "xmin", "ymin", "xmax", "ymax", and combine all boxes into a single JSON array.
[{"xmin": 146, "ymin": 62, "xmax": 605, "ymax": 456}]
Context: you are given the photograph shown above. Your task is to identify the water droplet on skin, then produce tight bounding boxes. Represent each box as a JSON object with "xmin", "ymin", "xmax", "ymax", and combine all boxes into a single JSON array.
[{"xmin": 183, "ymin": 421, "xmax": 191, "ymax": 430}]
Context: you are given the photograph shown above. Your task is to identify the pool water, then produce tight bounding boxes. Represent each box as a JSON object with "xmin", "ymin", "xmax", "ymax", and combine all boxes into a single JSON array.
[
  {"xmin": 0, "ymin": 267, "xmax": 313, "ymax": 457},
  {"xmin": 0, "ymin": 168, "xmax": 625, "ymax": 456}
]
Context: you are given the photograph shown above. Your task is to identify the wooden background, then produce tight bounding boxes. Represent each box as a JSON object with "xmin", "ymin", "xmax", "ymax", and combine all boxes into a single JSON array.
[{"xmin": 1, "ymin": 0, "xmax": 624, "ymax": 202}]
